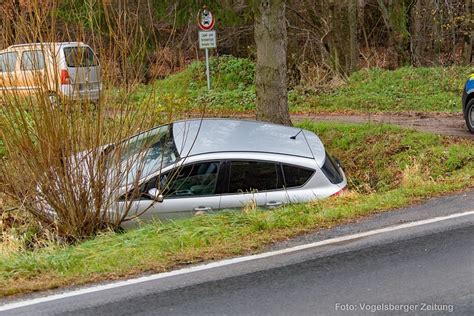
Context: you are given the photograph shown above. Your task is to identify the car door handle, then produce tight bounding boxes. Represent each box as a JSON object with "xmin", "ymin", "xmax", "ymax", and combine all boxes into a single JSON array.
[
  {"xmin": 265, "ymin": 201, "xmax": 283, "ymax": 208},
  {"xmin": 194, "ymin": 206, "xmax": 212, "ymax": 212}
]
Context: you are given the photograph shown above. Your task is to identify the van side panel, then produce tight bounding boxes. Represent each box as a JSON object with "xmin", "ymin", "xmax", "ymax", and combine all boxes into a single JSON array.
[
  {"xmin": 0, "ymin": 51, "xmax": 20, "ymax": 95},
  {"xmin": 17, "ymin": 49, "xmax": 47, "ymax": 95},
  {"xmin": 0, "ymin": 42, "xmax": 100, "ymax": 102}
]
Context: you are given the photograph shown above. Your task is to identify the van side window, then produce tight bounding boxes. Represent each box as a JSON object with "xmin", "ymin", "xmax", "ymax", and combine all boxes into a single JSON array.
[
  {"xmin": 21, "ymin": 50, "xmax": 45, "ymax": 71},
  {"xmin": 0, "ymin": 52, "xmax": 18, "ymax": 72},
  {"xmin": 226, "ymin": 161, "xmax": 284, "ymax": 193}
]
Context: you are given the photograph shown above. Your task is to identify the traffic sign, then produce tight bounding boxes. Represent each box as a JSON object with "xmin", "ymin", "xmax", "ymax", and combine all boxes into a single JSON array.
[
  {"xmin": 199, "ymin": 30, "xmax": 217, "ymax": 49},
  {"xmin": 197, "ymin": 8, "xmax": 215, "ymax": 31},
  {"xmin": 197, "ymin": 7, "xmax": 216, "ymax": 90}
]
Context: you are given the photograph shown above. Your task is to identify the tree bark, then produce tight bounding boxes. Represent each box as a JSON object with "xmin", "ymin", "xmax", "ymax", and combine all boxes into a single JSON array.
[
  {"xmin": 376, "ymin": 0, "xmax": 409, "ymax": 66},
  {"xmin": 410, "ymin": 0, "xmax": 424, "ymax": 65},
  {"xmin": 463, "ymin": 0, "xmax": 473, "ymax": 65},
  {"xmin": 254, "ymin": 0, "xmax": 292, "ymax": 126},
  {"xmin": 348, "ymin": 0, "xmax": 359, "ymax": 73}
]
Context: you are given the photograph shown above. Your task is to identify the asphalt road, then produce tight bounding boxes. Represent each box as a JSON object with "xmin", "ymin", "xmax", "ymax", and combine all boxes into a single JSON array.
[{"xmin": 2, "ymin": 191, "xmax": 474, "ymax": 315}]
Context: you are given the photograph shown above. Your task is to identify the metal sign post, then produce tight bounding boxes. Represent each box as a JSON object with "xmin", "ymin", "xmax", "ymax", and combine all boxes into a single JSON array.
[
  {"xmin": 197, "ymin": 7, "xmax": 216, "ymax": 90},
  {"xmin": 205, "ymin": 47, "xmax": 210, "ymax": 90}
]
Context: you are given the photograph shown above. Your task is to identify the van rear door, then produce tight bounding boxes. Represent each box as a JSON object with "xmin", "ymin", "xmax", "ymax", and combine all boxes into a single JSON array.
[{"xmin": 61, "ymin": 45, "xmax": 100, "ymax": 97}]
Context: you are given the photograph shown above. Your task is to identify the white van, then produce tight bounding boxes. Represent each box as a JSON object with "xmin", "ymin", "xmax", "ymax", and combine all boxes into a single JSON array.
[{"xmin": 0, "ymin": 42, "xmax": 101, "ymax": 103}]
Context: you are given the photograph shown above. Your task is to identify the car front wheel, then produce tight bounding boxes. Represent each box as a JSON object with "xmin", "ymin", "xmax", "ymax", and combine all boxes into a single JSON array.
[{"xmin": 466, "ymin": 99, "xmax": 474, "ymax": 133}]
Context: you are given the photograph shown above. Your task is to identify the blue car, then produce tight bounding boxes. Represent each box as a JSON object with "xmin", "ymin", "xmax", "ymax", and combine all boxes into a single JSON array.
[{"xmin": 462, "ymin": 74, "xmax": 474, "ymax": 133}]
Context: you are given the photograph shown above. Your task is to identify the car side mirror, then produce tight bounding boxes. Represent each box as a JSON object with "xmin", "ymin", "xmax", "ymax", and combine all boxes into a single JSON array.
[{"xmin": 148, "ymin": 188, "xmax": 164, "ymax": 203}]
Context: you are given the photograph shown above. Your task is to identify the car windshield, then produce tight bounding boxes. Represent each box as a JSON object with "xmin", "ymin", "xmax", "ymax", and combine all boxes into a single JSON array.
[{"xmin": 107, "ymin": 124, "xmax": 179, "ymax": 186}]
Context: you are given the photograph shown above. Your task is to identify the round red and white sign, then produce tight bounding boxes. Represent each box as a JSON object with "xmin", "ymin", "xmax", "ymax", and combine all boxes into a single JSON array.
[{"xmin": 197, "ymin": 9, "xmax": 215, "ymax": 31}]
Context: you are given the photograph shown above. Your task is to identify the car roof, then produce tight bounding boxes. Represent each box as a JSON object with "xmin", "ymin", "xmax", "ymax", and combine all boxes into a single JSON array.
[{"xmin": 172, "ymin": 119, "xmax": 326, "ymax": 164}]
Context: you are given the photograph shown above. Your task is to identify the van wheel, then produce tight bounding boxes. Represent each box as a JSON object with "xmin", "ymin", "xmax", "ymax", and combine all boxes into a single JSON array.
[{"xmin": 466, "ymin": 99, "xmax": 474, "ymax": 133}]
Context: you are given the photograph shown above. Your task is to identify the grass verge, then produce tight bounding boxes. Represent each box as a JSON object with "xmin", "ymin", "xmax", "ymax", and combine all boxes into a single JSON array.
[
  {"xmin": 294, "ymin": 66, "xmax": 472, "ymax": 113},
  {"xmin": 125, "ymin": 57, "xmax": 472, "ymax": 115},
  {"xmin": 0, "ymin": 122, "xmax": 473, "ymax": 297}
]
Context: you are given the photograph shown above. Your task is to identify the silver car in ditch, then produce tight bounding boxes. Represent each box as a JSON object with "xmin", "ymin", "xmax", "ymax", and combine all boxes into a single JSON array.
[{"xmin": 116, "ymin": 118, "xmax": 347, "ymax": 220}]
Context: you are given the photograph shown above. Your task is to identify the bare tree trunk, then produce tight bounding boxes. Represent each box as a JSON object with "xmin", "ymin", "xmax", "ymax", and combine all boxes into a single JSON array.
[
  {"xmin": 376, "ymin": 0, "xmax": 409, "ymax": 66},
  {"xmin": 359, "ymin": 0, "xmax": 369, "ymax": 51},
  {"xmin": 254, "ymin": 0, "xmax": 292, "ymax": 126},
  {"xmin": 8, "ymin": 0, "xmax": 21, "ymax": 44},
  {"xmin": 348, "ymin": 0, "xmax": 359, "ymax": 73},
  {"xmin": 410, "ymin": 0, "xmax": 424, "ymax": 65},
  {"xmin": 463, "ymin": 0, "xmax": 473, "ymax": 65}
]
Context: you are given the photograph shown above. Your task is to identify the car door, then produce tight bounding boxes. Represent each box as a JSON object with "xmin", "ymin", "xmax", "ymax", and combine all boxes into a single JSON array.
[
  {"xmin": 219, "ymin": 160, "xmax": 285, "ymax": 210},
  {"xmin": 126, "ymin": 161, "xmax": 223, "ymax": 220}
]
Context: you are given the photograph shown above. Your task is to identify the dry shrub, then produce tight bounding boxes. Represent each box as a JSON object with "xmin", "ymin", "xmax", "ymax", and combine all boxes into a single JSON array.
[
  {"xmin": 0, "ymin": 1, "xmax": 197, "ymax": 241},
  {"xmin": 400, "ymin": 159, "xmax": 433, "ymax": 189},
  {"xmin": 149, "ymin": 46, "xmax": 187, "ymax": 79}
]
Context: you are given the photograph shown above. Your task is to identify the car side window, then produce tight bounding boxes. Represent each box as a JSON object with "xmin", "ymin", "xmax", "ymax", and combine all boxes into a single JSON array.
[
  {"xmin": 226, "ymin": 160, "xmax": 283, "ymax": 193},
  {"xmin": 282, "ymin": 164, "xmax": 314, "ymax": 188},
  {"xmin": 141, "ymin": 161, "xmax": 220, "ymax": 198},
  {"xmin": 21, "ymin": 50, "xmax": 45, "ymax": 71},
  {"xmin": 0, "ymin": 52, "xmax": 18, "ymax": 72}
]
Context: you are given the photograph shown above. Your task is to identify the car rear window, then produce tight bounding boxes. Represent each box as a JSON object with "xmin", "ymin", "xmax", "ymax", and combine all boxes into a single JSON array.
[
  {"xmin": 282, "ymin": 164, "xmax": 314, "ymax": 188},
  {"xmin": 321, "ymin": 152, "xmax": 343, "ymax": 184},
  {"xmin": 63, "ymin": 46, "xmax": 98, "ymax": 67}
]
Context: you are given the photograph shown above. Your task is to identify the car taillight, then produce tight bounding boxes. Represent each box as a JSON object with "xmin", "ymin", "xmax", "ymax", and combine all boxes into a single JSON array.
[
  {"xmin": 60, "ymin": 69, "xmax": 70, "ymax": 85},
  {"xmin": 332, "ymin": 187, "xmax": 348, "ymax": 197}
]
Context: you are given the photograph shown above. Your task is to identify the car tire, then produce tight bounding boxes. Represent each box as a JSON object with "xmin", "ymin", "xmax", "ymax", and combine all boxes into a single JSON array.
[{"xmin": 465, "ymin": 99, "xmax": 474, "ymax": 133}]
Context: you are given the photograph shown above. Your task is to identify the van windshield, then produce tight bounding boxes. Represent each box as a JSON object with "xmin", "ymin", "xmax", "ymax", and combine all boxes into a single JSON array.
[{"xmin": 63, "ymin": 46, "xmax": 98, "ymax": 67}]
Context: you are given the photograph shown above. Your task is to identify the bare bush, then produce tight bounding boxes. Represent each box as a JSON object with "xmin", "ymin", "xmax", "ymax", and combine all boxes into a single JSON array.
[{"xmin": 0, "ymin": 1, "xmax": 191, "ymax": 240}]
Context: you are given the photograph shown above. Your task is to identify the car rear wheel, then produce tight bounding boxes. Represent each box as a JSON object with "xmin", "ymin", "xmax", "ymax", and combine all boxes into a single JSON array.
[{"xmin": 466, "ymin": 99, "xmax": 474, "ymax": 133}]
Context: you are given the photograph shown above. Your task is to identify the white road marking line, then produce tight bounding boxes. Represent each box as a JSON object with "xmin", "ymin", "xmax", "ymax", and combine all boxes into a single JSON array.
[{"xmin": 1, "ymin": 210, "xmax": 473, "ymax": 312}]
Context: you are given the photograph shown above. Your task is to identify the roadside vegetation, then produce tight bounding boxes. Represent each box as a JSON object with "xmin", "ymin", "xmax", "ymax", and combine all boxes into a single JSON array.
[
  {"xmin": 127, "ymin": 58, "xmax": 472, "ymax": 115},
  {"xmin": 293, "ymin": 66, "xmax": 473, "ymax": 113},
  {"xmin": 1, "ymin": 121, "xmax": 472, "ymax": 296},
  {"xmin": 0, "ymin": 0, "xmax": 472, "ymax": 299}
]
